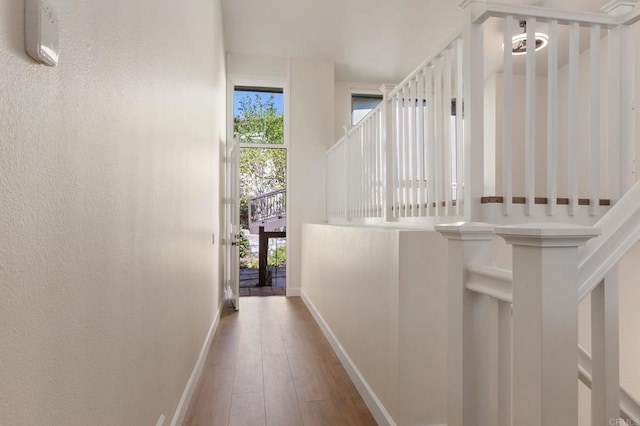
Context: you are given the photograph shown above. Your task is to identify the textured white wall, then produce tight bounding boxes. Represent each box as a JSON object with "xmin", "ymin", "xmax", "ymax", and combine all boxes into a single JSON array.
[{"xmin": 0, "ymin": 0, "xmax": 226, "ymax": 424}]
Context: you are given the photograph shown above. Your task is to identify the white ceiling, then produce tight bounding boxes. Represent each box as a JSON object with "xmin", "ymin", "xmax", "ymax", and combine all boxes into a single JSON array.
[{"xmin": 222, "ymin": 0, "xmax": 611, "ymax": 84}]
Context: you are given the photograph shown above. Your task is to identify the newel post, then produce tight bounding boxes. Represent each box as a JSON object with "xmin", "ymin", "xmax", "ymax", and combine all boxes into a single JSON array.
[
  {"xmin": 603, "ymin": 0, "xmax": 638, "ymax": 200},
  {"xmin": 436, "ymin": 222, "xmax": 496, "ymax": 426},
  {"xmin": 380, "ymin": 83, "xmax": 396, "ymax": 222},
  {"xmin": 495, "ymin": 224, "xmax": 600, "ymax": 426}
]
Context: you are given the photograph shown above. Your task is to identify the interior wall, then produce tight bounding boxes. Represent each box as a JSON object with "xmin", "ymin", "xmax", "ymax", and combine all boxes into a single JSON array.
[
  {"xmin": 288, "ymin": 58, "xmax": 334, "ymax": 293},
  {"xmin": 227, "ymin": 52, "xmax": 288, "ymax": 78},
  {"xmin": 333, "ymin": 80, "xmax": 384, "ymax": 142},
  {"xmin": 301, "ymin": 224, "xmax": 448, "ymax": 425},
  {"xmin": 0, "ymin": 0, "xmax": 226, "ymax": 423}
]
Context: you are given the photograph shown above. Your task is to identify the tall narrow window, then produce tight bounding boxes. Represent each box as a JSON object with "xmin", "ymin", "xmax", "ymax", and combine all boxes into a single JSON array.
[
  {"xmin": 351, "ymin": 93, "xmax": 382, "ymax": 125},
  {"xmin": 233, "ymin": 86, "xmax": 287, "ymax": 295}
]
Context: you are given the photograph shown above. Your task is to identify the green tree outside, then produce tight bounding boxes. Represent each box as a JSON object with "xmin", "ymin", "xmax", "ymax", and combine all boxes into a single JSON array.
[{"xmin": 234, "ymin": 93, "xmax": 286, "ymax": 229}]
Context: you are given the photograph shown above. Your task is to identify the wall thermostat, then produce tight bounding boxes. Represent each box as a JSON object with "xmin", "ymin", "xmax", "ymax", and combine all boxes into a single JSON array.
[{"xmin": 25, "ymin": 0, "xmax": 59, "ymax": 66}]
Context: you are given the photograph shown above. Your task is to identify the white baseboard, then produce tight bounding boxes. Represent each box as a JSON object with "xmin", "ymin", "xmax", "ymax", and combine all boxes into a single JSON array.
[
  {"xmin": 170, "ymin": 298, "xmax": 226, "ymax": 426},
  {"xmin": 300, "ymin": 290, "xmax": 397, "ymax": 426},
  {"xmin": 286, "ymin": 287, "xmax": 301, "ymax": 297}
]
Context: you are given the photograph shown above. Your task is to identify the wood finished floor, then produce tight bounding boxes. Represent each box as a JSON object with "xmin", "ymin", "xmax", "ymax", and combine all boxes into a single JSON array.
[{"xmin": 183, "ymin": 296, "xmax": 377, "ymax": 426}]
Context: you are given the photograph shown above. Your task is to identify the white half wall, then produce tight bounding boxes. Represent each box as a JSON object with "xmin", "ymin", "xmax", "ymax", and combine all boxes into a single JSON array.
[
  {"xmin": 0, "ymin": 0, "xmax": 226, "ymax": 423},
  {"xmin": 301, "ymin": 224, "xmax": 448, "ymax": 425}
]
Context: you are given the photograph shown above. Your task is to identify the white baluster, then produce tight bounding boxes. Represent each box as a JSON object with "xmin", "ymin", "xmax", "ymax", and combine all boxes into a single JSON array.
[
  {"xmin": 372, "ymin": 115, "xmax": 377, "ymax": 216},
  {"xmin": 417, "ymin": 70, "xmax": 426, "ymax": 216},
  {"xmin": 434, "ymin": 59, "xmax": 444, "ymax": 216},
  {"xmin": 524, "ymin": 17, "xmax": 536, "ymax": 216},
  {"xmin": 591, "ymin": 267, "xmax": 620, "ymax": 425},
  {"xmin": 547, "ymin": 20, "xmax": 558, "ymax": 216},
  {"xmin": 410, "ymin": 76, "xmax": 418, "ymax": 216},
  {"xmin": 498, "ymin": 300, "xmax": 512, "ymax": 426},
  {"xmin": 373, "ymin": 111, "xmax": 379, "ymax": 217},
  {"xmin": 444, "ymin": 47, "xmax": 453, "ymax": 217},
  {"xmin": 456, "ymin": 38, "xmax": 464, "ymax": 217},
  {"xmin": 364, "ymin": 119, "xmax": 370, "ymax": 216},
  {"xmin": 396, "ymin": 91, "xmax": 403, "ymax": 217},
  {"xmin": 427, "ymin": 68, "xmax": 436, "ymax": 216},
  {"xmin": 568, "ymin": 22, "xmax": 580, "ymax": 216},
  {"xmin": 503, "ymin": 16, "xmax": 514, "ymax": 216},
  {"xmin": 589, "ymin": 24, "xmax": 601, "ymax": 217},
  {"xmin": 403, "ymin": 84, "xmax": 410, "ymax": 217}
]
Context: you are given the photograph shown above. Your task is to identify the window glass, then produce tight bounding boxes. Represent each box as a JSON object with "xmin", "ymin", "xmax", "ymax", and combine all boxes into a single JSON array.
[
  {"xmin": 234, "ymin": 87, "xmax": 284, "ymax": 145},
  {"xmin": 351, "ymin": 93, "xmax": 383, "ymax": 125}
]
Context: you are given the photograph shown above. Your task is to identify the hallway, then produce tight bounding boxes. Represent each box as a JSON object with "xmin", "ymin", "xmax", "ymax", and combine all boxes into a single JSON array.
[{"xmin": 183, "ymin": 297, "xmax": 377, "ymax": 425}]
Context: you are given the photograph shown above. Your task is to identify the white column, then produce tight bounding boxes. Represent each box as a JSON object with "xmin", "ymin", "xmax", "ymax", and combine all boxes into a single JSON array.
[
  {"xmin": 380, "ymin": 84, "xmax": 397, "ymax": 222},
  {"xmin": 436, "ymin": 222, "xmax": 496, "ymax": 426},
  {"xmin": 495, "ymin": 224, "xmax": 600, "ymax": 426},
  {"xmin": 603, "ymin": 0, "xmax": 638, "ymax": 199}
]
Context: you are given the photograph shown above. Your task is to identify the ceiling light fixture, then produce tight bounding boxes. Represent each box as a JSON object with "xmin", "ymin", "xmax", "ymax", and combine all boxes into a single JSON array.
[{"xmin": 510, "ymin": 20, "xmax": 549, "ymax": 55}]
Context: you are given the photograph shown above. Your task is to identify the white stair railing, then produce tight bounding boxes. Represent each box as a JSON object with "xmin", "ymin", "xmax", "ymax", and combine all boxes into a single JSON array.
[
  {"xmin": 435, "ymin": 5, "xmax": 640, "ymax": 420},
  {"xmin": 465, "ymin": 1, "xmax": 632, "ymax": 218},
  {"xmin": 247, "ymin": 188, "xmax": 286, "ymax": 233},
  {"xmin": 326, "ymin": 0, "xmax": 639, "ymax": 225},
  {"xmin": 579, "ymin": 345, "xmax": 640, "ymax": 425},
  {"xmin": 326, "ymin": 0, "xmax": 640, "ymax": 425},
  {"xmin": 437, "ymin": 221, "xmax": 640, "ymax": 426},
  {"xmin": 579, "ymin": 179, "xmax": 640, "ymax": 299},
  {"xmin": 326, "ymin": 33, "xmax": 466, "ymax": 224}
]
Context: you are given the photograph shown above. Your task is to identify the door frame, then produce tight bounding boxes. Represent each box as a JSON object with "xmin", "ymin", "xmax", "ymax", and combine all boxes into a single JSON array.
[{"xmin": 226, "ymin": 74, "xmax": 291, "ymax": 299}]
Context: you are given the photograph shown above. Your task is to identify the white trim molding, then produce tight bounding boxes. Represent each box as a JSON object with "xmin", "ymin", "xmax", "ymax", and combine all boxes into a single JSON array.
[
  {"xmin": 286, "ymin": 287, "xmax": 301, "ymax": 297},
  {"xmin": 170, "ymin": 298, "xmax": 226, "ymax": 426},
  {"xmin": 300, "ymin": 290, "xmax": 397, "ymax": 426}
]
